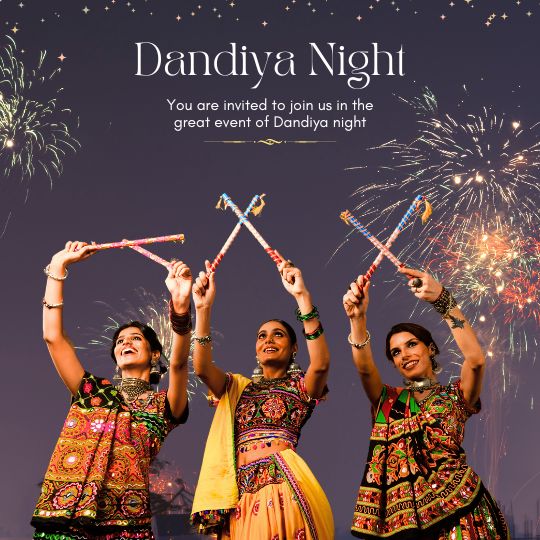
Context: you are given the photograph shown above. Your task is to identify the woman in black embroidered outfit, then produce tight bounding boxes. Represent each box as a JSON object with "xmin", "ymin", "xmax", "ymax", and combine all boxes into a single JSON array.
[
  {"xmin": 32, "ymin": 241, "xmax": 192, "ymax": 540},
  {"xmin": 343, "ymin": 266, "xmax": 509, "ymax": 539}
]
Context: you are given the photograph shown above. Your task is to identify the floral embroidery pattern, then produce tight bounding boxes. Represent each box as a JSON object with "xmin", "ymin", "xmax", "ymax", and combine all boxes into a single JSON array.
[
  {"xmin": 351, "ymin": 382, "xmax": 509, "ymax": 539},
  {"xmin": 261, "ymin": 397, "xmax": 286, "ymax": 420},
  {"xmin": 32, "ymin": 372, "xmax": 184, "ymax": 531}
]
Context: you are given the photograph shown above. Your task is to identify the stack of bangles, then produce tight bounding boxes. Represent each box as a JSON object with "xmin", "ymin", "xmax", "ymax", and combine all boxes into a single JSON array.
[
  {"xmin": 168, "ymin": 300, "xmax": 192, "ymax": 335},
  {"xmin": 42, "ymin": 265, "xmax": 68, "ymax": 309},
  {"xmin": 296, "ymin": 305, "xmax": 324, "ymax": 341},
  {"xmin": 430, "ymin": 287, "xmax": 457, "ymax": 318}
]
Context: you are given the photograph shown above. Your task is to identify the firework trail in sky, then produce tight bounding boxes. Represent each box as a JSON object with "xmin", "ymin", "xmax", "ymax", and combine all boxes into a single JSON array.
[
  {"xmin": 0, "ymin": 36, "xmax": 79, "ymax": 186},
  {"xmin": 347, "ymin": 87, "xmax": 539, "ymax": 253}
]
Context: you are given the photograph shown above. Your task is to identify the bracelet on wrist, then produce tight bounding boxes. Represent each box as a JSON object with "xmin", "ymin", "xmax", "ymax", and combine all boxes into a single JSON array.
[
  {"xmin": 169, "ymin": 300, "xmax": 192, "ymax": 335},
  {"xmin": 348, "ymin": 330, "xmax": 371, "ymax": 350},
  {"xmin": 295, "ymin": 305, "xmax": 319, "ymax": 322},
  {"xmin": 193, "ymin": 334, "xmax": 212, "ymax": 346},
  {"xmin": 44, "ymin": 264, "xmax": 68, "ymax": 281},
  {"xmin": 430, "ymin": 287, "xmax": 457, "ymax": 318},
  {"xmin": 303, "ymin": 322, "xmax": 324, "ymax": 341},
  {"xmin": 42, "ymin": 298, "xmax": 64, "ymax": 309}
]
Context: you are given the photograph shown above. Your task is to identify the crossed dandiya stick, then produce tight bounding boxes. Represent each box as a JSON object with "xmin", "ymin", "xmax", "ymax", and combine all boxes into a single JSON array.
[
  {"xmin": 127, "ymin": 194, "xmax": 266, "ymax": 271},
  {"xmin": 218, "ymin": 192, "xmax": 283, "ymax": 266},
  {"xmin": 340, "ymin": 196, "xmax": 432, "ymax": 287},
  {"xmin": 88, "ymin": 195, "xmax": 269, "ymax": 272}
]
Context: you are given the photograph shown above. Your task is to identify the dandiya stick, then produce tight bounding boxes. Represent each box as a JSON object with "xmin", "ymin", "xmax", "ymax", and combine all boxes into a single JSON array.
[
  {"xmin": 364, "ymin": 195, "xmax": 424, "ymax": 280},
  {"xmin": 221, "ymin": 193, "xmax": 282, "ymax": 265},
  {"xmin": 340, "ymin": 210, "xmax": 404, "ymax": 270},
  {"xmin": 94, "ymin": 233, "xmax": 185, "ymax": 250},
  {"xmin": 207, "ymin": 194, "xmax": 262, "ymax": 274},
  {"xmin": 128, "ymin": 244, "xmax": 172, "ymax": 269}
]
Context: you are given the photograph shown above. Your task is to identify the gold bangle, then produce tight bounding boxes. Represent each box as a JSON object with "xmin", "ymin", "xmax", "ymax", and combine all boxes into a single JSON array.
[
  {"xmin": 348, "ymin": 330, "xmax": 371, "ymax": 349},
  {"xmin": 42, "ymin": 298, "xmax": 64, "ymax": 309},
  {"xmin": 44, "ymin": 264, "xmax": 68, "ymax": 281}
]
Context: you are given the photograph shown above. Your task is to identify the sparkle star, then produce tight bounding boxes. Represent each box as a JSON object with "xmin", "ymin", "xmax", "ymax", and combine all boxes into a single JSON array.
[
  {"xmin": 176, "ymin": 14, "xmax": 182, "ymax": 21},
  {"xmin": 58, "ymin": 53, "xmax": 66, "ymax": 62},
  {"xmin": 440, "ymin": 14, "xmax": 446, "ymax": 20},
  {"xmin": 11, "ymin": 24, "xmax": 19, "ymax": 33},
  {"xmin": 262, "ymin": 20, "xmax": 268, "ymax": 26},
  {"xmin": 526, "ymin": 11, "xmax": 532, "ymax": 16},
  {"xmin": 356, "ymin": 14, "xmax": 362, "ymax": 21},
  {"xmin": 82, "ymin": 6, "xmax": 90, "ymax": 14},
  {"xmin": 501, "ymin": 13, "xmax": 508, "ymax": 20}
]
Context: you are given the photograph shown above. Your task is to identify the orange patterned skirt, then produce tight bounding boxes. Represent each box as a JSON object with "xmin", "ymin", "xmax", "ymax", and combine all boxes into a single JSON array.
[{"xmin": 229, "ymin": 450, "xmax": 334, "ymax": 540}]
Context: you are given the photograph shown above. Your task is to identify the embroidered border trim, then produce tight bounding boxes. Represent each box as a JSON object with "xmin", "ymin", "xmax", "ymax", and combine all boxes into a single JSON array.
[{"xmin": 274, "ymin": 453, "xmax": 318, "ymax": 540}]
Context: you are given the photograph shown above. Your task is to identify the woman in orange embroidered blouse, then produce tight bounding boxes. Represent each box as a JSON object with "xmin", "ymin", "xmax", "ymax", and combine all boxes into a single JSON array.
[{"xmin": 32, "ymin": 241, "xmax": 192, "ymax": 540}]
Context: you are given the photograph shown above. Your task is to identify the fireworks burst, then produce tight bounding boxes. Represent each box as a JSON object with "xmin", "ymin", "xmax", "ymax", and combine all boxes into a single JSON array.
[
  {"xmin": 429, "ymin": 214, "xmax": 539, "ymax": 324},
  {"xmin": 83, "ymin": 288, "xmax": 204, "ymax": 399},
  {"xmin": 349, "ymin": 87, "xmax": 540, "ymax": 236},
  {"xmin": 0, "ymin": 36, "xmax": 79, "ymax": 185}
]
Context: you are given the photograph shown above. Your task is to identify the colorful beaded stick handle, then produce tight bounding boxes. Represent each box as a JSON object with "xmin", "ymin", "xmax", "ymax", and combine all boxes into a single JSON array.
[
  {"xmin": 364, "ymin": 195, "xmax": 426, "ymax": 280},
  {"xmin": 220, "ymin": 193, "xmax": 282, "ymax": 265},
  {"xmin": 208, "ymin": 194, "xmax": 263, "ymax": 274},
  {"xmin": 94, "ymin": 233, "xmax": 185, "ymax": 250},
  {"xmin": 340, "ymin": 210, "xmax": 423, "ymax": 288},
  {"xmin": 128, "ymin": 244, "xmax": 172, "ymax": 268}
]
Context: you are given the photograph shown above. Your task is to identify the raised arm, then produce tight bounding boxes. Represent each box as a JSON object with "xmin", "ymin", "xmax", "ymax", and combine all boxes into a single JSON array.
[
  {"xmin": 400, "ymin": 267, "xmax": 485, "ymax": 407},
  {"xmin": 276, "ymin": 255, "xmax": 329, "ymax": 400},
  {"xmin": 165, "ymin": 261, "xmax": 193, "ymax": 419},
  {"xmin": 191, "ymin": 262, "xmax": 228, "ymax": 398},
  {"xmin": 343, "ymin": 277, "xmax": 383, "ymax": 406},
  {"xmin": 43, "ymin": 241, "xmax": 97, "ymax": 395}
]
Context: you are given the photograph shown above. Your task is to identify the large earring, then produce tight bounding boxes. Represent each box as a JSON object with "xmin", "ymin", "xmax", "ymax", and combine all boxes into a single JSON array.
[
  {"xmin": 150, "ymin": 360, "xmax": 161, "ymax": 384},
  {"xmin": 252, "ymin": 358, "xmax": 263, "ymax": 383},
  {"xmin": 430, "ymin": 354, "xmax": 442, "ymax": 374},
  {"xmin": 113, "ymin": 364, "xmax": 121, "ymax": 382},
  {"xmin": 287, "ymin": 351, "xmax": 302, "ymax": 376}
]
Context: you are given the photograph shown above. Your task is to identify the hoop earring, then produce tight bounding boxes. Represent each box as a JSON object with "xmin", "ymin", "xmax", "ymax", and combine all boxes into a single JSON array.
[{"xmin": 430, "ymin": 355, "xmax": 442, "ymax": 374}]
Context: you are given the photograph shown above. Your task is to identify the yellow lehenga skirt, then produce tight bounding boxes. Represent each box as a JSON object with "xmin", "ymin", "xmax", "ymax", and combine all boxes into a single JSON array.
[{"xmin": 229, "ymin": 449, "xmax": 334, "ymax": 540}]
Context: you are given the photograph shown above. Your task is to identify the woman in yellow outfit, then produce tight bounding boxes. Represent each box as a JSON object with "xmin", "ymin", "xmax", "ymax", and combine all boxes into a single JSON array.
[{"xmin": 190, "ymin": 256, "xmax": 334, "ymax": 540}]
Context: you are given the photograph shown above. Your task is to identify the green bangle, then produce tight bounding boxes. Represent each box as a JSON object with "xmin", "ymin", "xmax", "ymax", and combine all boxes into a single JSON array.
[
  {"xmin": 303, "ymin": 323, "xmax": 324, "ymax": 340},
  {"xmin": 296, "ymin": 305, "xmax": 319, "ymax": 322}
]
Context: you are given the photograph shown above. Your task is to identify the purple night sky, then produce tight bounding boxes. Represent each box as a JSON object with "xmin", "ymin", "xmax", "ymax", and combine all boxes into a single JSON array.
[{"xmin": 0, "ymin": 1, "xmax": 538, "ymax": 537}]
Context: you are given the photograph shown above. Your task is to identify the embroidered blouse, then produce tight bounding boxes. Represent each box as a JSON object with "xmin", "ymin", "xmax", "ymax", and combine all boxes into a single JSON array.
[
  {"xmin": 234, "ymin": 373, "xmax": 321, "ymax": 453},
  {"xmin": 352, "ymin": 380, "xmax": 481, "ymax": 539},
  {"xmin": 32, "ymin": 372, "xmax": 188, "ymax": 532}
]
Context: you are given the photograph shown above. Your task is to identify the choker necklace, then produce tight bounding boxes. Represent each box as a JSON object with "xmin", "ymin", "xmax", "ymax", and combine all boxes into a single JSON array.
[
  {"xmin": 256, "ymin": 375, "xmax": 290, "ymax": 385},
  {"xmin": 116, "ymin": 378, "xmax": 153, "ymax": 402},
  {"xmin": 403, "ymin": 377, "xmax": 440, "ymax": 392}
]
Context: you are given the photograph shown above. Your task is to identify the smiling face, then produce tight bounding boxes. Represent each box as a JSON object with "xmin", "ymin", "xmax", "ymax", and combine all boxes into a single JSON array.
[
  {"xmin": 113, "ymin": 327, "xmax": 158, "ymax": 371},
  {"xmin": 388, "ymin": 331, "xmax": 434, "ymax": 380},
  {"xmin": 255, "ymin": 321, "xmax": 298, "ymax": 371}
]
